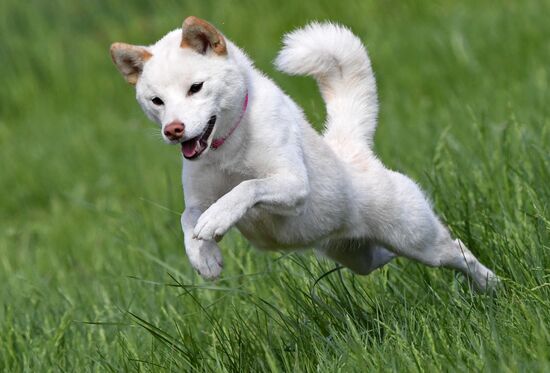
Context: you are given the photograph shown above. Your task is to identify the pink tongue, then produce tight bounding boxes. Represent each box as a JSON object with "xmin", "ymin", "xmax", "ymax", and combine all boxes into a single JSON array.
[{"xmin": 181, "ymin": 140, "xmax": 199, "ymax": 158}]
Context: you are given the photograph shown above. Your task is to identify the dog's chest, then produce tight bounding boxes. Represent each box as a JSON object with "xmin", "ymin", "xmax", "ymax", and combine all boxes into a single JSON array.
[{"xmin": 236, "ymin": 208, "xmax": 305, "ymax": 250}]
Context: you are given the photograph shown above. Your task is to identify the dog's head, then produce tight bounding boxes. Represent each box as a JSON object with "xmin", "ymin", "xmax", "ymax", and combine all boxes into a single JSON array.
[{"xmin": 110, "ymin": 16, "xmax": 247, "ymax": 160}]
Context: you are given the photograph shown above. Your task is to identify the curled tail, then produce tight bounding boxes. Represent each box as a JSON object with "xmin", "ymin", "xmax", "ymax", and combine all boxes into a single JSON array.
[{"xmin": 275, "ymin": 22, "xmax": 378, "ymax": 151}]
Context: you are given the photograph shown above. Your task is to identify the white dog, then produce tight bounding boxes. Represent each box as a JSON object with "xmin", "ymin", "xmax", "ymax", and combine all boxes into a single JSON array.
[{"xmin": 111, "ymin": 16, "xmax": 498, "ymax": 291}]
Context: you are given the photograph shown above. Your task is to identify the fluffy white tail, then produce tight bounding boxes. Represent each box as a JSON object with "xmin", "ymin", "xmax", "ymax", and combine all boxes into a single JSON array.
[{"xmin": 275, "ymin": 22, "xmax": 378, "ymax": 150}]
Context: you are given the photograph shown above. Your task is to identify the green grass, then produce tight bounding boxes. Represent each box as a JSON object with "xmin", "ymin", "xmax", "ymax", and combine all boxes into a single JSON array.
[{"xmin": 1, "ymin": 0, "xmax": 549, "ymax": 371}]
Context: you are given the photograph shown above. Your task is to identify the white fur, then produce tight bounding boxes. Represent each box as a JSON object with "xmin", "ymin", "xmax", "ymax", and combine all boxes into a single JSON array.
[{"xmin": 117, "ymin": 21, "xmax": 498, "ymax": 291}]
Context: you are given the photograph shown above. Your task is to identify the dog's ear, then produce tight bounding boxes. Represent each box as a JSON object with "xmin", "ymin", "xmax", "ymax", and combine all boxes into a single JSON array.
[
  {"xmin": 110, "ymin": 42, "xmax": 152, "ymax": 85},
  {"xmin": 180, "ymin": 16, "xmax": 227, "ymax": 56}
]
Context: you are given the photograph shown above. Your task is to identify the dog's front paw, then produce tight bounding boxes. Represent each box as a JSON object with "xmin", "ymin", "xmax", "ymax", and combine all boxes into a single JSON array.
[
  {"xmin": 193, "ymin": 202, "xmax": 243, "ymax": 241},
  {"xmin": 186, "ymin": 240, "xmax": 224, "ymax": 280}
]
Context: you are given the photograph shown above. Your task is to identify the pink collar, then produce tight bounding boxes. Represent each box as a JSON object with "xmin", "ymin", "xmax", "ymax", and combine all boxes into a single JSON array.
[{"xmin": 211, "ymin": 93, "xmax": 249, "ymax": 149}]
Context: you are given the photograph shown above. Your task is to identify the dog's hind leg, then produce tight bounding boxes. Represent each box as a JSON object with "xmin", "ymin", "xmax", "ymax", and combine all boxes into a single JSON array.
[
  {"xmin": 355, "ymin": 168, "xmax": 500, "ymax": 292},
  {"xmin": 386, "ymin": 219, "xmax": 499, "ymax": 292},
  {"xmin": 317, "ymin": 239, "xmax": 397, "ymax": 275},
  {"xmin": 429, "ymin": 235, "xmax": 499, "ymax": 292}
]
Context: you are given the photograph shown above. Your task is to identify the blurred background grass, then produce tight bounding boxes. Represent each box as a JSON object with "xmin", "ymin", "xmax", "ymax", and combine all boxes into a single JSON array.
[{"xmin": 0, "ymin": 0, "xmax": 549, "ymax": 371}]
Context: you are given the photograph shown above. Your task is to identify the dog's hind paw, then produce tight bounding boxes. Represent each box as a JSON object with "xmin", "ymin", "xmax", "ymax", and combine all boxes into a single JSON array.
[{"xmin": 477, "ymin": 272, "xmax": 501, "ymax": 293}]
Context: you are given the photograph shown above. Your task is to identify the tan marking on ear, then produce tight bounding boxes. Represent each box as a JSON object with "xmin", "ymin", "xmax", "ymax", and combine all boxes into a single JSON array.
[
  {"xmin": 142, "ymin": 50, "xmax": 152, "ymax": 61},
  {"xmin": 110, "ymin": 42, "xmax": 152, "ymax": 85},
  {"xmin": 180, "ymin": 16, "xmax": 227, "ymax": 56}
]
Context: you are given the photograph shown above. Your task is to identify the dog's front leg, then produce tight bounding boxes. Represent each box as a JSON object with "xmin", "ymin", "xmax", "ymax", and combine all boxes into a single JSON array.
[
  {"xmin": 193, "ymin": 175, "xmax": 309, "ymax": 241},
  {"xmin": 181, "ymin": 207, "xmax": 223, "ymax": 279}
]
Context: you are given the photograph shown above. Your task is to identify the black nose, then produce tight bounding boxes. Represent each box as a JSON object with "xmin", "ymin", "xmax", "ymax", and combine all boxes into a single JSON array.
[{"xmin": 208, "ymin": 115, "xmax": 217, "ymax": 125}]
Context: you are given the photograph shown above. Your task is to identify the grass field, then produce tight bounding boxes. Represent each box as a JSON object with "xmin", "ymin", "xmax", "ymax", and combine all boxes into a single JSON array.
[{"xmin": 1, "ymin": 0, "xmax": 549, "ymax": 371}]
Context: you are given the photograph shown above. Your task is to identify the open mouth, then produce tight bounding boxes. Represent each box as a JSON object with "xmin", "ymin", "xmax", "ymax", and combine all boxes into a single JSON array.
[{"xmin": 181, "ymin": 116, "xmax": 216, "ymax": 160}]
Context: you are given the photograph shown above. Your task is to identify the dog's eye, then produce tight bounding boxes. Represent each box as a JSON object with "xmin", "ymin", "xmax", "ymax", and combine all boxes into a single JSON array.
[
  {"xmin": 188, "ymin": 82, "xmax": 204, "ymax": 95},
  {"xmin": 151, "ymin": 97, "xmax": 164, "ymax": 106}
]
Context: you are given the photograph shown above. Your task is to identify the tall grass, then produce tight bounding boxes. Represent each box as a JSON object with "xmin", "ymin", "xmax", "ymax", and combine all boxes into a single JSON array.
[{"xmin": 0, "ymin": 0, "xmax": 548, "ymax": 371}]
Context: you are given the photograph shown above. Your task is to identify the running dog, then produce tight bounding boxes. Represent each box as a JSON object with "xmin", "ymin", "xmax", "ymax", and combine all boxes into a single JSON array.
[{"xmin": 110, "ymin": 16, "xmax": 498, "ymax": 291}]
